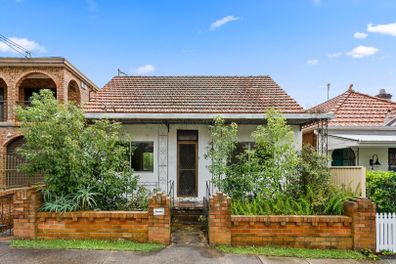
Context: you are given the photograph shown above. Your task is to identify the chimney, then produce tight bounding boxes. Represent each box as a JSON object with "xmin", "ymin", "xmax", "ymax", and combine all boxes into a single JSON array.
[{"xmin": 376, "ymin": 89, "xmax": 392, "ymax": 100}]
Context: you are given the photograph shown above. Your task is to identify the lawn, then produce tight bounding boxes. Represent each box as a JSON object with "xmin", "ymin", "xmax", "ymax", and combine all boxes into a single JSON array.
[
  {"xmin": 11, "ymin": 239, "xmax": 164, "ymax": 252},
  {"xmin": 217, "ymin": 245, "xmax": 366, "ymax": 260}
]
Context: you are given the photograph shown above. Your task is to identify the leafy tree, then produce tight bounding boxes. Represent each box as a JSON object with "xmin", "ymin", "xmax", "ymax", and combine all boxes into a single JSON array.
[
  {"xmin": 205, "ymin": 117, "xmax": 238, "ymax": 191},
  {"xmin": 16, "ymin": 89, "xmax": 142, "ymax": 211},
  {"xmin": 216, "ymin": 109, "xmax": 299, "ymax": 199},
  {"xmin": 248, "ymin": 108, "xmax": 299, "ymax": 198}
]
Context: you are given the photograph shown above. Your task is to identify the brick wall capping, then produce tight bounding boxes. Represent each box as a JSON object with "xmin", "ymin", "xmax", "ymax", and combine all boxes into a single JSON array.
[
  {"xmin": 0, "ymin": 185, "xmax": 45, "ymax": 196},
  {"xmin": 231, "ymin": 215, "xmax": 352, "ymax": 224},
  {"xmin": 36, "ymin": 211, "xmax": 149, "ymax": 221}
]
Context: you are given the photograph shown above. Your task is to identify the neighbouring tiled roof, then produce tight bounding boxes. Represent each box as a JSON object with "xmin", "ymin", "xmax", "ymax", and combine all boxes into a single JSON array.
[
  {"xmin": 309, "ymin": 87, "xmax": 396, "ymax": 127},
  {"xmin": 84, "ymin": 76, "xmax": 305, "ymax": 114}
]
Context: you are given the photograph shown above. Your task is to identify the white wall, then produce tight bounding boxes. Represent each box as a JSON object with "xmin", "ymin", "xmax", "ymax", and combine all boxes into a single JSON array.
[
  {"xmin": 122, "ymin": 124, "xmax": 161, "ymax": 187},
  {"xmin": 122, "ymin": 123, "xmax": 303, "ymax": 200},
  {"xmin": 357, "ymin": 147, "xmax": 388, "ymax": 171}
]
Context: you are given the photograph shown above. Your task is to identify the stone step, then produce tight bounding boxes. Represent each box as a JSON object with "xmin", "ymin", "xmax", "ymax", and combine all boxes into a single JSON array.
[
  {"xmin": 172, "ymin": 210, "xmax": 204, "ymax": 217},
  {"xmin": 172, "ymin": 207, "xmax": 205, "ymax": 225}
]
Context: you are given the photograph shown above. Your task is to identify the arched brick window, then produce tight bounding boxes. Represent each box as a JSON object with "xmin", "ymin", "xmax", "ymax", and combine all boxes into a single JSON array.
[
  {"xmin": 0, "ymin": 78, "xmax": 7, "ymax": 121},
  {"xmin": 67, "ymin": 80, "xmax": 81, "ymax": 104},
  {"xmin": 17, "ymin": 73, "xmax": 57, "ymax": 106}
]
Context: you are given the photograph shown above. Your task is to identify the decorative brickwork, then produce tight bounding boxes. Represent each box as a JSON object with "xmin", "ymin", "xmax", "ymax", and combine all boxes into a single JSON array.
[
  {"xmin": 12, "ymin": 186, "xmax": 43, "ymax": 239},
  {"xmin": 8, "ymin": 187, "xmax": 171, "ymax": 245},
  {"xmin": 231, "ymin": 215, "xmax": 352, "ymax": 249},
  {"xmin": 208, "ymin": 192, "xmax": 377, "ymax": 250},
  {"xmin": 208, "ymin": 192, "xmax": 232, "ymax": 246},
  {"xmin": 344, "ymin": 198, "xmax": 376, "ymax": 250},
  {"xmin": 148, "ymin": 192, "xmax": 171, "ymax": 245},
  {"xmin": 37, "ymin": 211, "xmax": 148, "ymax": 242}
]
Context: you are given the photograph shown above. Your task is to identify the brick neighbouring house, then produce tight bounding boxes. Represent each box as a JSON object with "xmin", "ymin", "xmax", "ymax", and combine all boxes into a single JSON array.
[
  {"xmin": 303, "ymin": 84, "xmax": 396, "ymax": 171},
  {"xmin": 0, "ymin": 57, "xmax": 98, "ymax": 188},
  {"xmin": 84, "ymin": 75, "xmax": 331, "ymax": 200}
]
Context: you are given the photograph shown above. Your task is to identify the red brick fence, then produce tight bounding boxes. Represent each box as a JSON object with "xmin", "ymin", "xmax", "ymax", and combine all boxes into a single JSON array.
[
  {"xmin": 2, "ymin": 186, "xmax": 171, "ymax": 245},
  {"xmin": 208, "ymin": 192, "xmax": 376, "ymax": 251},
  {"xmin": 2, "ymin": 187, "xmax": 377, "ymax": 250}
]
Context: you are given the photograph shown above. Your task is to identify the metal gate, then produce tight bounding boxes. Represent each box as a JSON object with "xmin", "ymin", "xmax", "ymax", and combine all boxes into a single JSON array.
[
  {"xmin": 3, "ymin": 154, "xmax": 44, "ymax": 188},
  {"xmin": 0, "ymin": 194, "xmax": 13, "ymax": 236}
]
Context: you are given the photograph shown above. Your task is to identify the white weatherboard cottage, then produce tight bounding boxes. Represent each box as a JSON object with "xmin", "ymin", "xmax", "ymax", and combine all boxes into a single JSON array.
[{"xmin": 85, "ymin": 76, "xmax": 329, "ymax": 200}]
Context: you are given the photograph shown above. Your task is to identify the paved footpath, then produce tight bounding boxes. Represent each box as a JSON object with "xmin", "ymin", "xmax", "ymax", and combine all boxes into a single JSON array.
[{"xmin": 1, "ymin": 242, "xmax": 395, "ymax": 264}]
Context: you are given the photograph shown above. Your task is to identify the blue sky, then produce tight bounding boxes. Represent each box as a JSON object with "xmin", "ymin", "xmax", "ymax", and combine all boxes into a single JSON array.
[{"xmin": 1, "ymin": 0, "xmax": 396, "ymax": 108}]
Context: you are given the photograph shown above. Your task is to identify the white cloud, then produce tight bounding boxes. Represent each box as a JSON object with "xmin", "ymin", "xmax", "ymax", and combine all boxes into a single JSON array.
[
  {"xmin": 367, "ymin": 22, "xmax": 396, "ymax": 36},
  {"xmin": 346, "ymin": 45, "xmax": 379, "ymax": 58},
  {"xmin": 210, "ymin": 15, "xmax": 240, "ymax": 31},
  {"xmin": 307, "ymin": 59, "xmax": 318, "ymax": 65},
  {"xmin": 133, "ymin": 64, "xmax": 156, "ymax": 75},
  {"xmin": 327, "ymin": 52, "xmax": 341, "ymax": 58},
  {"xmin": 313, "ymin": 0, "xmax": 321, "ymax": 5},
  {"xmin": 353, "ymin": 32, "xmax": 368, "ymax": 39},
  {"xmin": 0, "ymin": 37, "xmax": 46, "ymax": 54}
]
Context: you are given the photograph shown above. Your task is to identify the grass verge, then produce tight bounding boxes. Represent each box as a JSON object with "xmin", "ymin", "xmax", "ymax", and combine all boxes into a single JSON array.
[
  {"xmin": 11, "ymin": 239, "xmax": 164, "ymax": 252},
  {"xmin": 217, "ymin": 245, "xmax": 366, "ymax": 259}
]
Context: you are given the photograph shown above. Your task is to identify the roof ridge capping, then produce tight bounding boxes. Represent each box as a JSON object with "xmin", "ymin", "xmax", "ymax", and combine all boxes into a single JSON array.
[
  {"xmin": 308, "ymin": 84, "xmax": 396, "ymax": 114},
  {"xmin": 112, "ymin": 75, "xmax": 271, "ymax": 78}
]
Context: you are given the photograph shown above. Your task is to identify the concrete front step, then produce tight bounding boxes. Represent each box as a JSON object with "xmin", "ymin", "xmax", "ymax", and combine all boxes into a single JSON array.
[{"xmin": 171, "ymin": 207, "xmax": 205, "ymax": 225}]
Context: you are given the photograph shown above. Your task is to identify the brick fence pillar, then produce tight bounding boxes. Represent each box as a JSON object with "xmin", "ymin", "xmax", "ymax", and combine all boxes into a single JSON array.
[
  {"xmin": 13, "ymin": 186, "xmax": 42, "ymax": 239},
  {"xmin": 148, "ymin": 192, "xmax": 171, "ymax": 245},
  {"xmin": 209, "ymin": 192, "xmax": 231, "ymax": 246},
  {"xmin": 344, "ymin": 198, "xmax": 376, "ymax": 251}
]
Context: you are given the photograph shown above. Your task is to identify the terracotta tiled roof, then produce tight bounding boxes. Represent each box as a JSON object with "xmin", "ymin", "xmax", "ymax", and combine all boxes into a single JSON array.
[
  {"xmin": 84, "ymin": 76, "xmax": 305, "ymax": 114},
  {"xmin": 309, "ymin": 87, "xmax": 396, "ymax": 127}
]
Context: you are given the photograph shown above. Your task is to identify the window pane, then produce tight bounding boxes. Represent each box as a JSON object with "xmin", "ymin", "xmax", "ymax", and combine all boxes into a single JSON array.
[
  {"xmin": 177, "ymin": 130, "xmax": 198, "ymax": 141},
  {"xmin": 230, "ymin": 142, "xmax": 255, "ymax": 164},
  {"xmin": 389, "ymin": 148, "xmax": 396, "ymax": 171},
  {"xmin": 143, "ymin": 152, "xmax": 153, "ymax": 171},
  {"xmin": 131, "ymin": 142, "xmax": 154, "ymax": 172}
]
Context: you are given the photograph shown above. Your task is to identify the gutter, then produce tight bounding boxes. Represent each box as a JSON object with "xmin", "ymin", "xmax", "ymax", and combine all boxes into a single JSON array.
[
  {"xmin": 84, "ymin": 112, "xmax": 334, "ymax": 120},
  {"xmin": 329, "ymin": 126, "xmax": 396, "ymax": 131}
]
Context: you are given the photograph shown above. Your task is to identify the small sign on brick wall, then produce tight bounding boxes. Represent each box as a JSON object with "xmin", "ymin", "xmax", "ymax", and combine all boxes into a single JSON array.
[{"xmin": 153, "ymin": 208, "xmax": 165, "ymax": 216}]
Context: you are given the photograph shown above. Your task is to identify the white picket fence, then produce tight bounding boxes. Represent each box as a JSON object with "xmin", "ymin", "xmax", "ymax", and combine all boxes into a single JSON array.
[{"xmin": 376, "ymin": 213, "xmax": 396, "ymax": 252}]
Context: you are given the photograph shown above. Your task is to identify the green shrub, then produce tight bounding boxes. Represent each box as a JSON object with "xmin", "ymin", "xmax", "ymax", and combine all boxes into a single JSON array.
[
  {"xmin": 366, "ymin": 171, "xmax": 396, "ymax": 213},
  {"xmin": 206, "ymin": 109, "xmax": 354, "ymax": 215},
  {"xmin": 231, "ymin": 187, "xmax": 352, "ymax": 215},
  {"xmin": 205, "ymin": 117, "xmax": 238, "ymax": 192},
  {"xmin": 16, "ymin": 90, "xmax": 147, "ymax": 212}
]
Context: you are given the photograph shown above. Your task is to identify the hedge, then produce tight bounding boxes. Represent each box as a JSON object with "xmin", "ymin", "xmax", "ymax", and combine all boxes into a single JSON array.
[{"xmin": 366, "ymin": 171, "xmax": 396, "ymax": 213}]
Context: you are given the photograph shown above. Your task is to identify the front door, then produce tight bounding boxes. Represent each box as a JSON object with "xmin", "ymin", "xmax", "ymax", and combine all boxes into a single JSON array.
[{"xmin": 177, "ymin": 130, "xmax": 198, "ymax": 197}]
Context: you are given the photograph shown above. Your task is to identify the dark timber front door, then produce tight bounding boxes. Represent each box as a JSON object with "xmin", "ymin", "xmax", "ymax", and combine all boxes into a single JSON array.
[{"xmin": 177, "ymin": 130, "xmax": 198, "ymax": 197}]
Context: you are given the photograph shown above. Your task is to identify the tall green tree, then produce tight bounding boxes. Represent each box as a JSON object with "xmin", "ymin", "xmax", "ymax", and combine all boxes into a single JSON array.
[
  {"xmin": 205, "ymin": 117, "xmax": 238, "ymax": 191},
  {"xmin": 243, "ymin": 108, "xmax": 299, "ymax": 198},
  {"xmin": 16, "ymin": 89, "xmax": 139, "ymax": 210}
]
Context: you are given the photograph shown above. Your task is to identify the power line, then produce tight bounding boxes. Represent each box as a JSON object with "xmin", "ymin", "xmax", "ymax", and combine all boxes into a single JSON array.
[{"xmin": 0, "ymin": 34, "xmax": 32, "ymax": 58}]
